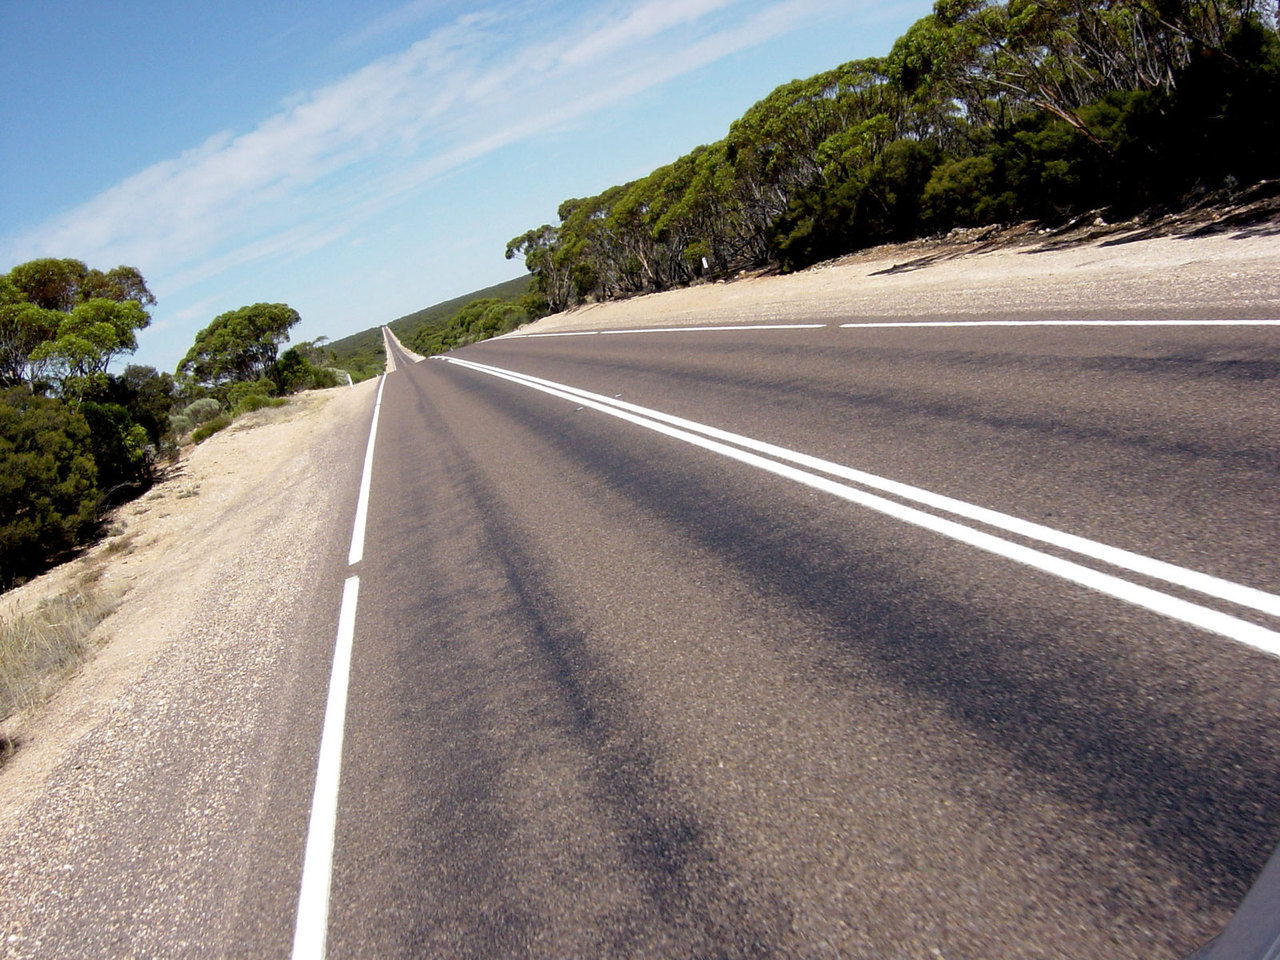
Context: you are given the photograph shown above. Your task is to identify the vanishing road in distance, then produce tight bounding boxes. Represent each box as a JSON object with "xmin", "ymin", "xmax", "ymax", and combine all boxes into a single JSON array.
[
  {"xmin": 321, "ymin": 320, "xmax": 1280, "ymax": 958},
  {"xmin": 6, "ymin": 317, "xmax": 1277, "ymax": 959}
]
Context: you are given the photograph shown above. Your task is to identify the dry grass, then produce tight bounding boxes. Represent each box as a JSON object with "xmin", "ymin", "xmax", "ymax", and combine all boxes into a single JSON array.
[{"xmin": 0, "ymin": 582, "xmax": 119, "ymax": 756}]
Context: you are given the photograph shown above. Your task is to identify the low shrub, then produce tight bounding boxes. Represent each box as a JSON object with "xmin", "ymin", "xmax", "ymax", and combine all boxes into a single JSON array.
[
  {"xmin": 1, "ymin": 585, "xmax": 117, "ymax": 728},
  {"xmin": 191, "ymin": 413, "xmax": 231, "ymax": 444},
  {"xmin": 231, "ymin": 394, "xmax": 287, "ymax": 416},
  {"xmin": 0, "ymin": 389, "xmax": 100, "ymax": 588},
  {"xmin": 182, "ymin": 398, "xmax": 223, "ymax": 426},
  {"xmin": 227, "ymin": 379, "xmax": 276, "ymax": 407}
]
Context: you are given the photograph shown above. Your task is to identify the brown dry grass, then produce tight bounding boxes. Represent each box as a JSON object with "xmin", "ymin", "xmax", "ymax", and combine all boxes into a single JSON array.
[{"xmin": 0, "ymin": 581, "xmax": 120, "ymax": 758}]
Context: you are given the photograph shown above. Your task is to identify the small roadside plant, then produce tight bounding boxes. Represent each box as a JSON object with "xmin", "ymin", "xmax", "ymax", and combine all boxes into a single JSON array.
[
  {"xmin": 190, "ymin": 413, "xmax": 232, "ymax": 444},
  {"xmin": 1, "ymin": 583, "xmax": 118, "ymax": 749}
]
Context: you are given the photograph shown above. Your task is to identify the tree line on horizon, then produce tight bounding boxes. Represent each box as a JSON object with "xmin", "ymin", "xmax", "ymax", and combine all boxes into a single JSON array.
[
  {"xmin": 507, "ymin": 0, "xmax": 1280, "ymax": 309},
  {"xmin": 1, "ymin": 258, "xmax": 339, "ymax": 587}
]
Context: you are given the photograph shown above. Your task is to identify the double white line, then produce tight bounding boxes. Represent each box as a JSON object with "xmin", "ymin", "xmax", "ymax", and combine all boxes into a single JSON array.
[{"xmin": 442, "ymin": 355, "xmax": 1280, "ymax": 658}]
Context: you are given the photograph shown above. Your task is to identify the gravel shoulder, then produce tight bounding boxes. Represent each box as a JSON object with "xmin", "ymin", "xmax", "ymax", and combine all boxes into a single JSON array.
[{"xmin": 0, "ymin": 383, "xmax": 375, "ymax": 827}]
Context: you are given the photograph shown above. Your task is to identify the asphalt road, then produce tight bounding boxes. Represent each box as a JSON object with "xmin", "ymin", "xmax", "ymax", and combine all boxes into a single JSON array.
[
  {"xmin": 319, "ymin": 322, "xmax": 1280, "ymax": 958},
  {"xmin": 5, "ymin": 319, "xmax": 1276, "ymax": 959}
]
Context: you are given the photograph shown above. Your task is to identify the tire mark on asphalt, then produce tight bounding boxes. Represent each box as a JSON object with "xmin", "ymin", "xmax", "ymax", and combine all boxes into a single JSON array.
[
  {"xmin": 441, "ymin": 362, "xmax": 1280, "ymax": 909},
  {"xmin": 388, "ymin": 365, "xmax": 791, "ymax": 957}
]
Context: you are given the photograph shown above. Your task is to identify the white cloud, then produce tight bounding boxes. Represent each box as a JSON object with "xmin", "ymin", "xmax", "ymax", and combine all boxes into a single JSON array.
[
  {"xmin": 557, "ymin": 0, "xmax": 739, "ymax": 67},
  {"xmin": 340, "ymin": 0, "xmax": 458, "ymax": 48},
  {"xmin": 3, "ymin": 0, "xmax": 843, "ymax": 303}
]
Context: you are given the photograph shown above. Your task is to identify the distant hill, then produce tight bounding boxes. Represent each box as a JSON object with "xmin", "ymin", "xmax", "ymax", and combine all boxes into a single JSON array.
[
  {"xmin": 326, "ymin": 274, "xmax": 532, "ymax": 380},
  {"xmin": 387, "ymin": 275, "xmax": 530, "ymax": 339}
]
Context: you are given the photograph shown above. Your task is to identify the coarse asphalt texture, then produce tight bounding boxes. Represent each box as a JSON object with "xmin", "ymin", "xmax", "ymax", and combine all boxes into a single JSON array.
[
  {"xmin": 2, "ymin": 306, "xmax": 1278, "ymax": 959},
  {"xmin": 331, "ymin": 324, "xmax": 1280, "ymax": 958}
]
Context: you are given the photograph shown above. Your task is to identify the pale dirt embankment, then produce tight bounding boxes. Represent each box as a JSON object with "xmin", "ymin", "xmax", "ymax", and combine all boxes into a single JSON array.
[
  {"xmin": 1, "ymin": 215, "xmax": 1277, "ymax": 815},
  {"xmin": 0, "ymin": 385, "xmax": 375, "ymax": 822},
  {"xmin": 518, "ymin": 214, "xmax": 1280, "ymax": 334}
]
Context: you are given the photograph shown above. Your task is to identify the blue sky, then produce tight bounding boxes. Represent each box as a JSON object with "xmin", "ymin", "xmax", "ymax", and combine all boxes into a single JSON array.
[{"xmin": 1, "ymin": 0, "xmax": 931, "ymax": 371}]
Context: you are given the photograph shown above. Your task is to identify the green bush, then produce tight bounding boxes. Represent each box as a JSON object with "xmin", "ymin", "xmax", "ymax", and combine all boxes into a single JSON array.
[
  {"xmin": 226, "ymin": 378, "xmax": 276, "ymax": 407},
  {"xmin": 270, "ymin": 348, "xmax": 341, "ymax": 394},
  {"xmin": 191, "ymin": 414, "xmax": 232, "ymax": 444},
  {"xmin": 78, "ymin": 401, "xmax": 154, "ymax": 500},
  {"xmin": 181, "ymin": 397, "xmax": 223, "ymax": 426},
  {"xmin": 922, "ymin": 156, "xmax": 1010, "ymax": 229},
  {"xmin": 231, "ymin": 394, "xmax": 287, "ymax": 415},
  {"xmin": 773, "ymin": 139, "xmax": 941, "ymax": 271},
  {"xmin": 0, "ymin": 389, "xmax": 100, "ymax": 587},
  {"xmin": 309, "ymin": 366, "xmax": 341, "ymax": 389}
]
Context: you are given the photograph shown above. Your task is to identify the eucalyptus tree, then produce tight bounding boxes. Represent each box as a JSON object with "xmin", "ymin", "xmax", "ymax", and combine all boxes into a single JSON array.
[
  {"xmin": 177, "ymin": 302, "xmax": 301, "ymax": 387},
  {"xmin": 0, "ymin": 259, "xmax": 154, "ymax": 393}
]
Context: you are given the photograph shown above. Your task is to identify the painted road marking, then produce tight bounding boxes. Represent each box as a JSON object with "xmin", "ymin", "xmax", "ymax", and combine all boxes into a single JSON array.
[
  {"xmin": 443, "ymin": 356, "xmax": 1280, "ymax": 658},
  {"xmin": 510, "ymin": 323, "xmax": 826, "ymax": 339},
  {"xmin": 600, "ymin": 324, "xmax": 827, "ymax": 335},
  {"xmin": 292, "ymin": 574, "xmax": 360, "ymax": 960},
  {"xmin": 452, "ymin": 362, "xmax": 1280, "ymax": 620},
  {"xmin": 839, "ymin": 319, "xmax": 1280, "ymax": 328},
  {"xmin": 293, "ymin": 373, "xmax": 385, "ymax": 959},
  {"xmin": 348, "ymin": 375, "xmax": 386, "ymax": 567},
  {"xmin": 486, "ymin": 319, "xmax": 1280, "ymax": 341},
  {"xmin": 382, "ymin": 328, "xmax": 397, "ymax": 373},
  {"xmin": 510, "ymin": 330, "xmax": 602, "ymax": 339},
  {"xmin": 384, "ymin": 325, "xmax": 428, "ymax": 363}
]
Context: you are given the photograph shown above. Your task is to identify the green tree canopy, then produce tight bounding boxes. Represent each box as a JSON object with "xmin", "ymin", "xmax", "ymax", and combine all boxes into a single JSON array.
[
  {"xmin": 508, "ymin": 0, "xmax": 1279, "ymax": 292},
  {"xmin": 5, "ymin": 259, "xmax": 155, "ymax": 313},
  {"xmin": 30, "ymin": 298, "xmax": 151, "ymax": 391},
  {"xmin": 0, "ymin": 259, "xmax": 154, "ymax": 391},
  {"xmin": 0, "ymin": 387, "xmax": 99, "ymax": 586},
  {"xmin": 177, "ymin": 302, "xmax": 301, "ymax": 386}
]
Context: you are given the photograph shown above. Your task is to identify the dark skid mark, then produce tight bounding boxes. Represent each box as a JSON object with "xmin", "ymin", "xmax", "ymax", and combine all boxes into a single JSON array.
[
  {"xmin": 360, "ymin": 382, "xmax": 545, "ymax": 957},
  {"xmin": 412, "ymin": 367, "xmax": 790, "ymax": 959},
  {"xmin": 454, "ymin": 366, "xmax": 1280, "ymax": 911},
  {"xmin": 456, "ymin": 471, "xmax": 786, "ymax": 959}
]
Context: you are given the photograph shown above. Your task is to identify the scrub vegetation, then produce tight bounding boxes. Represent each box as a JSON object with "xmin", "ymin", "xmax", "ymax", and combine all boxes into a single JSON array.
[
  {"xmin": 1, "ymin": 263, "xmax": 337, "ymax": 589},
  {"xmin": 507, "ymin": 0, "xmax": 1280, "ymax": 304},
  {"xmin": 326, "ymin": 276, "xmax": 536, "ymax": 373},
  {"xmin": 0, "ymin": 580, "xmax": 119, "ymax": 752}
]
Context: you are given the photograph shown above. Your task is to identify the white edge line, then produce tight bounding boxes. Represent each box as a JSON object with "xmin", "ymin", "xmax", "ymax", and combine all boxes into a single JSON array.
[
  {"xmin": 292, "ymin": 574, "xmax": 360, "ymax": 960},
  {"xmin": 840, "ymin": 320, "xmax": 1280, "ymax": 328},
  {"xmin": 347, "ymin": 375, "xmax": 385, "ymax": 566},
  {"xmin": 511, "ymin": 330, "xmax": 601, "ymax": 339},
  {"xmin": 443, "ymin": 356, "xmax": 1280, "ymax": 657},
  {"xmin": 381, "ymin": 328, "xmax": 397, "ymax": 374}
]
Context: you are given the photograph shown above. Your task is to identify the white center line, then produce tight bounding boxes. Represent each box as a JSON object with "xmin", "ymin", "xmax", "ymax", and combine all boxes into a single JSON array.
[
  {"xmin": 510, "ymin": 323, "xmax": 827, "ymax": 339},
  {"xmin": 348, "ymin": 375, "xmax": 386, "ymax": 567},
  {"xmin": 443, "ymin": 356, "xmax": 1280, "ymax": 658},
  {"xmin": 600, "ymin": 324, "xmax": 827, "ymax": 335}
]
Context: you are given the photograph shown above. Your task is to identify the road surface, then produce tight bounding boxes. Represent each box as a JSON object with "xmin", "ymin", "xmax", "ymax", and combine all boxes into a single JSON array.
[
  {"xmin": 330, "ymin": 322, "xmax": 1280, "ymax": 958},
  {"xmin": 4, "ymin": 318, "xmax": 1279, "ymax": 959}
]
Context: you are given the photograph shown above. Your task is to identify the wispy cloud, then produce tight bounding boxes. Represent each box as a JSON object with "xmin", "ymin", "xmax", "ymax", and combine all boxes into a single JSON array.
[
  {"xmin": 2, "ymin": 0, "xmax": 841, "ymax": 300},
  {"xmin": 340, "ymin": 0, "xmax": 462, "ymax": 49},
  {"xmin": 557, "ymin": 0, "xmax": 738, "ymax": 67}
]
